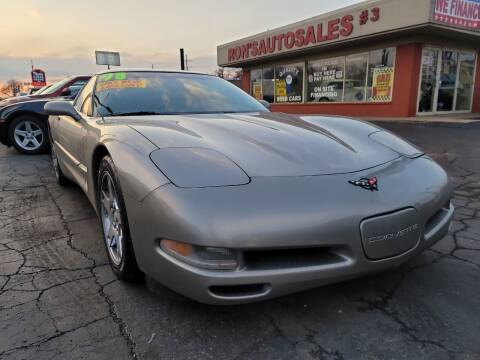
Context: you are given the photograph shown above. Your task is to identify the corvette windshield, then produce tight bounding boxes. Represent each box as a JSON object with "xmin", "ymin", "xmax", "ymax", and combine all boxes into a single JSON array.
[{"xmin": 93, "ymin": 72, "xmax": 268, "ymax": 116}]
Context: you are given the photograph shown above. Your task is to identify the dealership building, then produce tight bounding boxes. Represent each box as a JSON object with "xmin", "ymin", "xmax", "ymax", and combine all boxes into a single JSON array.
[{"xmin": 217, "ymin": 0, "xmax": 480, "ymax": 117}]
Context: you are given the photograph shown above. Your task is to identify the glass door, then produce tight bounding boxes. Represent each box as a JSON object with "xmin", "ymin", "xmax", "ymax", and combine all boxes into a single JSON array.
[
  {"xmin": 418, "ymin": 48, "xmax": 476, "ymax": 115},
  {"xmin": 418, "ymin": 48, "xmax": 439, "ymax": 114},
  {"xmin": 436, "ymin": 50, "xmax": 458, "ymax": 112},
  {"xmin": 455, "ymin": 52, "xmax": 476, "ymax": 111}
]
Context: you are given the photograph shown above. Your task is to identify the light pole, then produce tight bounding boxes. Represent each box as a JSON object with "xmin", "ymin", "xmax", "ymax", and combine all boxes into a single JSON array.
[{"xmin": 180, "ymin": 48, "xmax": 185, "ymax": 70}]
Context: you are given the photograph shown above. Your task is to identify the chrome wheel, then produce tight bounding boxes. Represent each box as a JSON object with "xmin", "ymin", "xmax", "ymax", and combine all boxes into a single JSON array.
[
  {"xmin": 100, "ymin": 172, "xmax": 124, "ymax": 266},
  {"xmin": 13, "ymin": 120, "xmax": 43, "ymax": 151}
]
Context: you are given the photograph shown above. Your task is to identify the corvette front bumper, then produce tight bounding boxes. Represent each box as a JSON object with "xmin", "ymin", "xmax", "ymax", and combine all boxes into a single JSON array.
[{"xmin": 125, "ymin": 156, "xmax": 453, "ymax": 304}]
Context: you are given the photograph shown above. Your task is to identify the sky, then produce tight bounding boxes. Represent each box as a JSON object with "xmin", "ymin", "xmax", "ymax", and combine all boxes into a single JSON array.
[{"xmin": 0, "ymin": 0, "xmax": 363, "ymax": 82}]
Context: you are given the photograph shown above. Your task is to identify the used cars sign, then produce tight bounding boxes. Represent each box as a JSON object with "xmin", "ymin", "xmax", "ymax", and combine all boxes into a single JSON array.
[{"xmin": 31, "ymin": 69, "xmax": 46, "ymax": 87}]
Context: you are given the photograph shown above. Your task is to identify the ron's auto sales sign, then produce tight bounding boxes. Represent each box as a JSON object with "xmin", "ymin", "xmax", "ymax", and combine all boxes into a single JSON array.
[
  {"xmin": 225, "ymin": 6, "xmax": 381, "ymax": 64},
  {"xmin": 31, "ymin": 69, "xmax": 47, "ymax": 87},
  {"xmin": 434, "ymin": 0, "xmax": 480, "ymax": 29}
]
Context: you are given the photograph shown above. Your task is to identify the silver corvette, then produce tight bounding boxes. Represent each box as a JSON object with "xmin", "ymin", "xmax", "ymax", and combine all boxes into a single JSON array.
[{"xmin": 45, "ymin": 70, "xmax": 454, "ymax": 305}]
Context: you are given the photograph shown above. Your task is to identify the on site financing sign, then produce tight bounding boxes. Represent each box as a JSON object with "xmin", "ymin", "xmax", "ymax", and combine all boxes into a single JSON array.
[{"xmin": 434, "ymin": 0, "xmax": 480, "ymax": 29}]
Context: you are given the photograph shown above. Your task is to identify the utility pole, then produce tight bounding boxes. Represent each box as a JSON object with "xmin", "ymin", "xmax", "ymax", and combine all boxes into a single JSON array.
[
  {"xmin": 30, "ymin": 59, "xmax": 34, "ymax": 70},
  {"xmin": 180, "ymin": 48, "xmax": 185, "ymax": 70}
]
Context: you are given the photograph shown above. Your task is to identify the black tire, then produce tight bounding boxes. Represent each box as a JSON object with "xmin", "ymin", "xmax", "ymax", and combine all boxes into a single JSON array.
[
  {"xmin": 97, "ymin": 155, "xmax": 143, "ymax": 282},
  {"xmin": 8, "ymin": 115, "xmax": 50, "ymax": 155}
]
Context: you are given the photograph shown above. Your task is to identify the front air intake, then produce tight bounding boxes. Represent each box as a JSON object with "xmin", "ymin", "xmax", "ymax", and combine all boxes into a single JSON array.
[{"xmin": 209, "ymin": 284, "xmax": 269, "ymax": 298}]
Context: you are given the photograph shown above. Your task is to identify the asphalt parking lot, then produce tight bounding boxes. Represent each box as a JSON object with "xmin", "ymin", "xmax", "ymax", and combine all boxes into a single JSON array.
[{"xmin": 0, "ymin": 120, "xmax": 479, "ymax": 360}]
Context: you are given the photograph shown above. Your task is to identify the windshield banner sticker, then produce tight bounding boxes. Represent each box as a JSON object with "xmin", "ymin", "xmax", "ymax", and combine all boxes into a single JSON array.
[
  {"xmin": 97, "ymin": 79, "xmax": 147, "ymax": 92},
  {"xmin": 99, "ymin": 72, "xmax": 128, "ymax": 82}
]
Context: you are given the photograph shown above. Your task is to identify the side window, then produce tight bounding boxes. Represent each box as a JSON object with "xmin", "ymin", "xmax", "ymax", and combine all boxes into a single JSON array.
[
  {"xmin": 71, "ymin": 80, "xmax": 87, "ymax": 87},
  {"xmin": 74, "ymin": 77, "xmax": 96, "ymax": 112}
]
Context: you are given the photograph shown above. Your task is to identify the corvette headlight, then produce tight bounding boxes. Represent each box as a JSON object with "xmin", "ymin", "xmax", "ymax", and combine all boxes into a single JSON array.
[
  {"xmin": 160, "ymin": 239, "xmax": 238, "ymax": 270},
  {"xmin": 369, "ymin": 131, "xmax": 424, "ymax": 158}
]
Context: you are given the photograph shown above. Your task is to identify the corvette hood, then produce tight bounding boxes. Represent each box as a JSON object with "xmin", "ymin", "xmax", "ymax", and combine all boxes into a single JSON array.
[{"xmin": 126, "ymin": 112, "xmax": 400, "ymax": 177}]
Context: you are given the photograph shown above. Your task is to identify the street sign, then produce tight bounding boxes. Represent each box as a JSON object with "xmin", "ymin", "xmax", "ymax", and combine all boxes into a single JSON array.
[
  {"xmin": 31, "ymin": 69, "xmax": 46, "ymax": 87},
  {"xmin": 95, "ymin": 51, "xmax": 121, "ymax": 67}
]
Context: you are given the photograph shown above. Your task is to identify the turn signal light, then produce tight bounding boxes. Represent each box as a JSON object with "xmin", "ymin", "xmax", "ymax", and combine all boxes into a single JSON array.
[
  {"xmin": 161, "ymin": 239, "xmax": 192, "ymax": 257},
  {"xmin": 160, "ymin": 239, "xmax": 238, "ymax": 270}
]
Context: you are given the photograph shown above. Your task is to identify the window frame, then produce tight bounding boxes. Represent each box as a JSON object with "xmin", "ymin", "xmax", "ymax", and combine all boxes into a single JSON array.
[
  {"xmin": 344, "ymin": 52, "xmax": 369, "ymax": 103},
  {"xmin": 74, "ymin": 76, "xmax": 97, "ymax": 116},
  {"xmin": 366, "ymin": 47, "xmax": 397, "ymax": 102}
]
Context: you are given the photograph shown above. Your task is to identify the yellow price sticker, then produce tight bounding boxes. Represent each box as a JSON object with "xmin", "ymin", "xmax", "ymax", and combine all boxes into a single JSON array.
[{"xmin": 96, "ymin": 79, "xmax": 147, "ymax": 92}]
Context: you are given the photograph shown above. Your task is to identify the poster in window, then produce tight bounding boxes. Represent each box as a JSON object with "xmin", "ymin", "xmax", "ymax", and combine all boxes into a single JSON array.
[
  {"xmin": 371, "ymin": 67, "xmax": 394, "ymax": 102},
  {"xmin": 275, "ymin": 64, "xmax": 303, "ymax": 103},
  {"xmin": 252, "ymin": 83, "xmax": 263, "ymax": 100},
  {"xmin": 275, "ymin": 80, "xmax": 287, "ymax": 97},
  {"xmin": 307, "ymin": 58, "xmax": 344, "ymax": 102}
]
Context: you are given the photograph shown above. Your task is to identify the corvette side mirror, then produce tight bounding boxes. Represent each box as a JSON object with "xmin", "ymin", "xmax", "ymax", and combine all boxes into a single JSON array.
[
  {"xmin": 259, "ymin": 99, "xmax": 271, "ymax": 110},
  {"xmin": 44, "ymin": 100, "xmax": 82, "ymax": 121}
]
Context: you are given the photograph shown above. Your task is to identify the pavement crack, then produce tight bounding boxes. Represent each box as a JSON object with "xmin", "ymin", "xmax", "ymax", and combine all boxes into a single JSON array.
[
  {"xmin": 0, "ymin": 316, "xmax": 110, "ymax": 357},
  {"xmin": 95, "ymin": 279, "xmax": 139, "ymax": 360},
  {"xmin": 43, "ymin": 185, "xmax": 97, "ymax": 267}
]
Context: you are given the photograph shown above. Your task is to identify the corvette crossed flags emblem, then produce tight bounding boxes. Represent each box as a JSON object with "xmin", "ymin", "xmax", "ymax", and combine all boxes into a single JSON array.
[{"xmin": 348, "ymin": 177, "xmax": 379, "ymax": 191}]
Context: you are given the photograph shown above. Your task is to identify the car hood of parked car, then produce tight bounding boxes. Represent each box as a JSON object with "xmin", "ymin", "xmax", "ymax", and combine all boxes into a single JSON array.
[
  {"xmin": 0, "ymin": 92, "xmax": 66, "ymax": 108},
  {"xmin": 0, "ymin": 95, "xmax": 47, "ymax": 108},
  {"xmin": 100, "ymin": 112, "xmax": 402, "ymax": 178}
]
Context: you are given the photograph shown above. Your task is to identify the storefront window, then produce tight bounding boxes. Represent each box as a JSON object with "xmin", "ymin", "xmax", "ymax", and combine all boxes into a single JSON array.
[
  {"xmin": 275, "ymin": 63, "xmax": 304, "ymax": 103},
  {"xmin": 307, "ymin": 57, "xmax": 345, "ymax": 102},
  {"xmin": 262, "ymin": 67, "xmax": 275, "ymax": 103},
  {"xmin": 254, "ymin": 47, "xmax": 400, "ymax": 105},
  {"xmin": 306, "ymin": 48, "xmax": 396, "ymax": 104},
  {"xmin": 367, "ymin": 48, "xmax": 396, "ymax": 102},
  {"xmin": 455, "ymin": 52, "xmax": 475, "ymax": 111},
  {"xmin": 344, "ymin": 54, "xmax": 368, "ymax": 102},
  {"xmin": 250, "ymin": 69, "xmax": 263, "ymax": 100}
]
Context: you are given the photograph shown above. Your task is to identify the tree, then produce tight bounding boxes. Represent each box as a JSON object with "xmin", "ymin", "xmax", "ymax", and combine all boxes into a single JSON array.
[
  {"xmin": 231, "ymin": 69, "xmax": 243, "ymax": 80},
  {"xmin": 0, "ymin": 80, "xmax": 21, "ymax": 97},
  {"xmin": 214, "ymin": 67, "xmax": 224, "ymax": 79}
]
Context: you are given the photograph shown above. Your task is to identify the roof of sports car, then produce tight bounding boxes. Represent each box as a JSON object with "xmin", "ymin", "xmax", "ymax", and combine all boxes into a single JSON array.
[{"xmin": 95, "ymin": 68, "xmax": 210, "ymax": 76}]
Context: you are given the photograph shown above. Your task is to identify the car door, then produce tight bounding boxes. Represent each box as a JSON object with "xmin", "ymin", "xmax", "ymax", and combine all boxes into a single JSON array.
[{"xmin": 54, "ymin": 77, "xmax": 96, "ymax": 191}]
